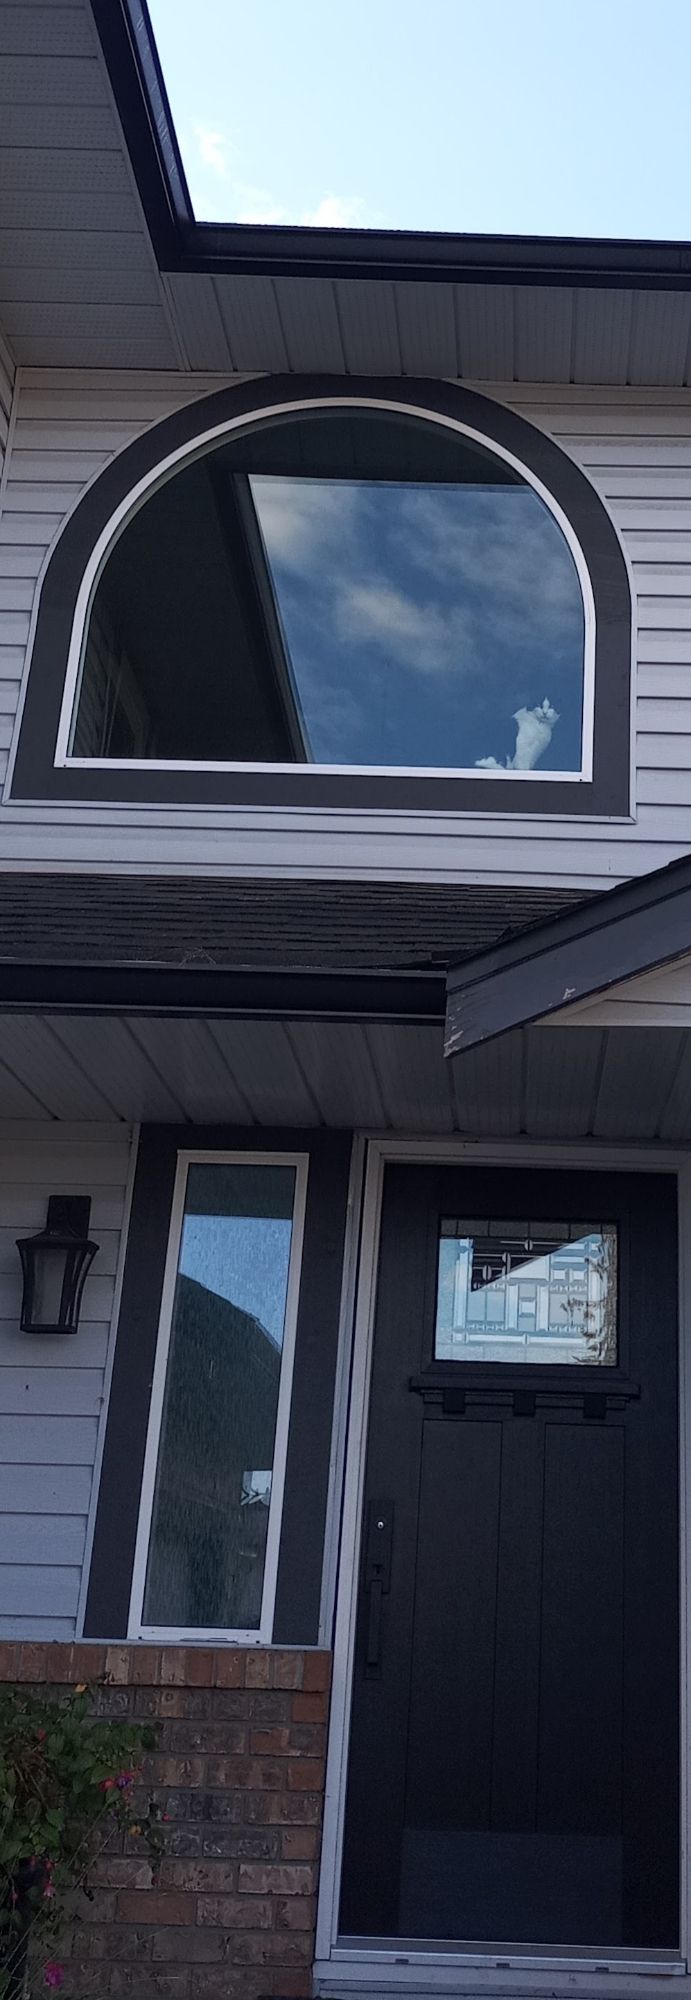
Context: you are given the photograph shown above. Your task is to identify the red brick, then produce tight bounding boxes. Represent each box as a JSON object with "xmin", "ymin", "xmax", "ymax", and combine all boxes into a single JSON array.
[
  {"xmin": 110, "ymin": 1971, "xmax": 190, "ymax": 1998},
  {"xmin": 160, "ymin": 1648, "xmax": 188, "ymax": 1686},
  {"xmin": 245, "ymin": 1650, "xmax": 271, "ymax": 1688},
  {"xmin": 157, "ymin": 1688, "xmax": 186, "ymax": 1718},
  {"xmin": 249, "ymin": 1726, "xmax": 290, "ymax": 1756},
  {"xmin": 196, "ymin": 1894, "xmax": 274, "ymax": 1929},
  {"xmin": 243, "ymin": 1790, "xmax": 322, "ymax": 1826},
  {"xmin": 91, "ymin": 1858, "xmax": 153, "ymax": 1889},
  {"xmin": 271, "ymin": 1651, "xmax": 304, "ymax": 1690},
  {"xmin": 152, "ymin": 1930, "xmax": 225, "ymax": 1962},
  {"xmin": 207, "ymin": 1756, "xmax": 284, "ymax": 1790},
  {"xmin": 280, "ymin": 1827, "xmax": 320, "ymax": 1862},
  {"xmin": 189, "ymin": 1974, "xmax": 268, "ymax": 2000},
  {"xmin": 18, "ymin": 1642, "xmax": 46, "ymax": 1681},
  {"xmin": 105, "ymin": 1646, "xmax": 132, "ymax": 1685},
  {"xmin": 130, "ymin": 1647, "xmax": 162, "ymax": 1685},
  {"xmin": 275, "ymin": 1895, "xmax": 316, "ymax": 1930},
  {"xmin": 238, "ymin": 1864, "xmax": 315, "ymax": 1897},
  {"xmin": 150, "ymin": 1756, "xmax": 206, "ymax": 1788},
  {"xmin": 290, "ymin": 1689, "xmax": 328, "ymax": 1724},
  {"xmin": 288, "ymin": 1723, "xmax": 326, "ymax": 1757},
  {"xmin": 301, "ymin": 1651, "xmax": 331, "ymax": 1692},
  {"xmin": 159, "ymin": 1861, "xmax": 237, "ymax": 1893},
  {"xmin": 228, "ymin": 1933, "xmax": 312, "ymax": 1966},
  {"xmin": 117, "ymin": 1891, "xmax": 195, "ymax": 1925},
  {"xmin": 213, "ymin": 1649, "xmax": 245, "ymax": 1688},
  {"xmin": 286, "ymin": 1758, "xmax": 325, "ymax": 1791},
  {"xmin": 266, "ymin": 1974, "xmax": 312, "ymax": 1999},
  {"xmin": 70, "ymin": 1642, "xmax": 107, "ymax": 1682},
  {"xmin": 183, "ymin": 1648, "xmax": 215, "ymax": 1685}
]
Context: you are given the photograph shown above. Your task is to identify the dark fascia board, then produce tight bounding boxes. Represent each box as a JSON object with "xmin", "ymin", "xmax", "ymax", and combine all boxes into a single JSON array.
[
  {"xmin": 93, "ymin": 0, "xmax": 691, "ymax": 292},
  {"xmin": 0, "ymin": 962, "xmax": 447, "ymax": 1025},
  {"xmin": 444, "ymin": 852, "xmax": 691, "ymax": 1056}
]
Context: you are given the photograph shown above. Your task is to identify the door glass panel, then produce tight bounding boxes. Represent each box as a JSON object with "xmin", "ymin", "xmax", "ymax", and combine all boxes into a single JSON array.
[
  {"xmin": 143, "ymin": 1160, "xmax": 297, "ymax": 1631},
  {"xmin": 435, "ymin": 1218, "xmax": 618, "ymax": 1364}
]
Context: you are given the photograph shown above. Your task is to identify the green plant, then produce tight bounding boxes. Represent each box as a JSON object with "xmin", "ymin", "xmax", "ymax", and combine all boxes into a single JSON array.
[{"xmin": 0, "ymin": 1682, "xmax": 163, "ymax": 1998}]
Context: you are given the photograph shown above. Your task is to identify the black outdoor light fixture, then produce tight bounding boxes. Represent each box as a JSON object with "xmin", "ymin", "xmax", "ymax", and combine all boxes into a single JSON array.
[{"xmin": 17, "ymin": 1195, "xmax": 99, "ymax": 1334}]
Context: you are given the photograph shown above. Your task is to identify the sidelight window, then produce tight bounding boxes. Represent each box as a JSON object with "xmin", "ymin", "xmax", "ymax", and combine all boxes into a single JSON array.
[{"xmin": 130, "ymin": 1152, "xmax": 308, "ymax": 1640}]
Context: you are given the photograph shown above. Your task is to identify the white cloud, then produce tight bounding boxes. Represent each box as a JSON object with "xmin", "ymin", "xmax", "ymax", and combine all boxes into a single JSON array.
[
  {"xmin": 250, "ymin": 478, "xmax": 359, "ymax": 568},
  {"xmin": 396, "ymin": 488, "xmax": 582, "ymax": 642},
  {"xmin": 301, "ymin": 195, "xmax": 369, "ymax": 228},
  {"xmin": 476, "ymin": 698, "xmax": 559, "ymax": 771},
  {"xmin": 194, "ymin": 124, "xmax": 229, "ymax": 178}
]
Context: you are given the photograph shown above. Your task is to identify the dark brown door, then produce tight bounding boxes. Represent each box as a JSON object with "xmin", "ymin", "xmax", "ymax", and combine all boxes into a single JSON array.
[{"xmin": 340, "ymin": 1165, "xmax": 679, "ymax": 1950}]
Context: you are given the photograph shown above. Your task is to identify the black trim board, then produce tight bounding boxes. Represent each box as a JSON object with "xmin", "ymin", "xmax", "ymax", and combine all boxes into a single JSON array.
[
  {"xmin": 0, "ymin": 964, "xmax": 447, "ymax": 1023},
  {"xmin": 11, "ymin": 375, "xmax": 631, "ymax": 819},
  {"xmin": 444, "ymin": 850, "xmax": 691, "ymax": 1055},
  {"xmin": 84, "ymin": 1126, "xmax": 352, "ymax": 1644},
  {"xmin": 92, "ymin": 2, "xmax": 691, "ymax": 292}
]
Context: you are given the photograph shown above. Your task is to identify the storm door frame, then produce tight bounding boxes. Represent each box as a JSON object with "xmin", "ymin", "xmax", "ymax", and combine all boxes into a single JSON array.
[{"xmin": 315, "ymin": 1136, "xmax": 691, "ymax": 1999}]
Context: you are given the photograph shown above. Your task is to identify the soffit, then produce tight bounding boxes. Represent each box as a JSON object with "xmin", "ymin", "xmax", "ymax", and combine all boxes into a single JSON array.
[{"xmin": 0, "ymin": 1011, "xmax": 686, "ymax": 1143}]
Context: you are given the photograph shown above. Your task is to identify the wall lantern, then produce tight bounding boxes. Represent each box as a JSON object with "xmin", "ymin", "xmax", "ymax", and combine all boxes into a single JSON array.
[{"xmin": 17, "ymin": 1195, "xmax": 99, "ymax": 1335}]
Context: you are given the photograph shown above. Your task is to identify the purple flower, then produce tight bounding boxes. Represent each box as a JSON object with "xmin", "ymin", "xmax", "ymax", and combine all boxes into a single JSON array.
[{"xmin": 43, "ymin": 1964, "xmax": 64, "ymax": 1989}]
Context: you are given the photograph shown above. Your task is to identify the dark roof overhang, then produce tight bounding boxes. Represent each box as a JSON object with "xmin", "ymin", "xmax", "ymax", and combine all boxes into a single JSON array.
[
  {"xmin": 0, "ymin": 875, "xmax": 583, "ymax": 1020},
  {"xmin": 445, "ymin": 851, "xmax": 691, "ymax": 1056},
  {"xmin": 92, "ymin": 0, "xmax": 691, "ymax": 292}
]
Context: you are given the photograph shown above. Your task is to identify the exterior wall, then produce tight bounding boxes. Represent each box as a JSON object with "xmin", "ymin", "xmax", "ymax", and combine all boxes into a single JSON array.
[
  {"xmin": 0, "ymin": 371, "xmax": 691, "ymax": 888},
  {"xmin": 0, "ymin": 331, "xmax": 14, "ymax": 482},
  {"xmin": 0, "ymin": 1640, "xmax": 331, "ymax": 2000},
  {"xmin": 0, "ymin": 1121, "xmax": 135, "ymax": 1640}
]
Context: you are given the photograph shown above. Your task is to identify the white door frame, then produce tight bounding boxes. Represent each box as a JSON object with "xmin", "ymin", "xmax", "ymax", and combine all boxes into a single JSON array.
[{"xmin": 315, "ymin": 1135, "xmax": 691, "ymax": 1999}]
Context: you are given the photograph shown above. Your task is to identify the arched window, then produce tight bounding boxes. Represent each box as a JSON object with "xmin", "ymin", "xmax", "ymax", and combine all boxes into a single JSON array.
[{"xmin": 11, "ymin": 380, "xmax": 631, "ymax": 814}]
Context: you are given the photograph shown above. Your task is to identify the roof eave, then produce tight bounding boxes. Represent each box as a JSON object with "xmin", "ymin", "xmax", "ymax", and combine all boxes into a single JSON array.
[
  {"xmin": 444, "ymin": 853, "xmax": 691, "ymax": 1057},
  {"xmin": 93, "ymin": 0, "xmax": 691, "ymax": 292}
]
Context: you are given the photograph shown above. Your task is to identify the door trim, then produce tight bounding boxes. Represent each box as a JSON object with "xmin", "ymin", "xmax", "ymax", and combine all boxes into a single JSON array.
[{"xmin": 316, "ymin": 1136, "xmax": 691, "ymax": 1995}]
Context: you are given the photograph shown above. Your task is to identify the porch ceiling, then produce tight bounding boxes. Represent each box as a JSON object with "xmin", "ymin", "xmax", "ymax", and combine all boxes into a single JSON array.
[{"xmin": 0, "ymin": 1012, "xmax": 690, "ymax": 1144}]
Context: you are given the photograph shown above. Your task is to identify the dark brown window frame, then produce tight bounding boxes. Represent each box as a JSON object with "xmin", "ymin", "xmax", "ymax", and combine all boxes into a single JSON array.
[{"xmin": 11, "ymin": 376, "xmax": 632, "ymax": 816}]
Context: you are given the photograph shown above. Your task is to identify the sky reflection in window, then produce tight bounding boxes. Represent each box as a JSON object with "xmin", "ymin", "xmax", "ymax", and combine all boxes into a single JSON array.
[{"xmin": 250, "ymin": 474, "xmax": 585, "ymax": 772}]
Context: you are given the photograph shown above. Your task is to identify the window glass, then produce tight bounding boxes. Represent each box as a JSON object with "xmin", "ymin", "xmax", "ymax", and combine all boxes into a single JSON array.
[
  {"xmin": 435, "ymin": 1219, "xmax": 618, "ymax": 1365},
  {"xmin": 72, "ymin": 409, "xmax": 585, "ymax": 775},
  {"xmin": 143, "ymin": 1161, "xmax": 297, "ymax": 1631}
]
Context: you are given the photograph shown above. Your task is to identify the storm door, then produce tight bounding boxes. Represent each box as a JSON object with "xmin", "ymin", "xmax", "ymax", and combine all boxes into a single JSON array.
[{"xmin": 340, "ymin": 1165, "xmax": 679, "ymax": 1951}]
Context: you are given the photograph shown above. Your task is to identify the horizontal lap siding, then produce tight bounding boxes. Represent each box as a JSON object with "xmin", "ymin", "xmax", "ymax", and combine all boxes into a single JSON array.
[
  {"xmin": 1, "ymin": 373, "xmax": 691, "ymax": 884},
  {"xmin": 0, "ymin": 1122, "xmax": 134, "ymax": 1638}
]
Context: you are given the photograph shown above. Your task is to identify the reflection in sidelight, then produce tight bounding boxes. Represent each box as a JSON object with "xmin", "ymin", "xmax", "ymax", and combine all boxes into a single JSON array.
[
  {"xmin": 143, "ymin": 1161, "xmax": 297, "ymax": 1631},
  {"xmin": 435, "ymin": 1218, "xmax": 618, "ymax": 1364}
]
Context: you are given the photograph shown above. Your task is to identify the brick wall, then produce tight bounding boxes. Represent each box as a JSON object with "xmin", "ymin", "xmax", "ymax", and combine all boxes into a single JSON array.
[{"xmin": 0, "ymin": 1642, "xmax": 332, "ymax": 2000}]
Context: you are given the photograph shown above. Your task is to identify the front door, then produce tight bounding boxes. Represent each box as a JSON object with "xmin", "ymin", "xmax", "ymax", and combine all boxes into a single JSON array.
[{"xmin": 340, "ymin": 1165, "xmax": 679, "ymax": 1952}]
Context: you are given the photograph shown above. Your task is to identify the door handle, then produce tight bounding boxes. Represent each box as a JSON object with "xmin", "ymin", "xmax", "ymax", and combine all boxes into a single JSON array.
[{"xmin": 364, "ymin": 1500, "xmax": 393, "ymax": 1671}]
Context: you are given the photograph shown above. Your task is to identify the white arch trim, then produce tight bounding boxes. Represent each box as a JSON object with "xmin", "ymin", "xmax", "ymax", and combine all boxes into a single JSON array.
[{"xmin": 53, "ymin": 394, "xmax": 597, "ymax": 784}]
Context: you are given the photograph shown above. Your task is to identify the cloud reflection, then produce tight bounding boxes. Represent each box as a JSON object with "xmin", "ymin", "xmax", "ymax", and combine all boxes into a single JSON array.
[{"xmin": 250, "ymin": 474, "xmax": 584, "ymax": 771}]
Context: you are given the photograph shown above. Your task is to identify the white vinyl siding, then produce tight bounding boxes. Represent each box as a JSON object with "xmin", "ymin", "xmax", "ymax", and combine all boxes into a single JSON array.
[
  {"xmin": 0, "ymin": 1122, "xmax": 135, "ymax": 1638},
  {"xmin": 2, "ymin": 372, "xmax": 691, "ymax": 886}
]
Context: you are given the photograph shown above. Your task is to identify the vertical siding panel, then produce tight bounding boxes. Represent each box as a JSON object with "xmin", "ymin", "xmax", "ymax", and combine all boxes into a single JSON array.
[{"xmin": 0, "ymin": 1123, "xmax": 133, "ymax": 1637}]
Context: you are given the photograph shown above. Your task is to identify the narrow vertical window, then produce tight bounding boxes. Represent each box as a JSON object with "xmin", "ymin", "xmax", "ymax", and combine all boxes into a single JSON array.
[{"xmin": 137, "ymin": 1155, "xmax": 307, "ymax": 1638}]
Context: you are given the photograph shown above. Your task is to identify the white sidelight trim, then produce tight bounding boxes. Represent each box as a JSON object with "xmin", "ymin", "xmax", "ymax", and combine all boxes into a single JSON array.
[
  {"xmin": 316, "ymin": 1134, "xmax": 691, "ymax": 1996},
  {"xmin": 127, "ymin": 1147, "xmax": 309, "ymax": 1646}
]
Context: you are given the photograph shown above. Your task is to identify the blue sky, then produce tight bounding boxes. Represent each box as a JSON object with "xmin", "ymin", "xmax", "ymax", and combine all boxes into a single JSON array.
[{"xmin": 148, "ymin": 0, "xmax": 691, "ymax": 239}]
